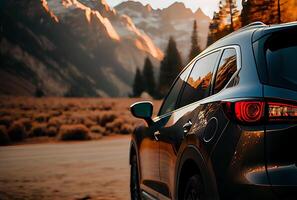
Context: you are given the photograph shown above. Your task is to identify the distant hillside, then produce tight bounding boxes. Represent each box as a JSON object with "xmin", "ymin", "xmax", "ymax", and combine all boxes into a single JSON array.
[
  {"xmin": 0, "ymin": 0, "xmax": 162, "ymax": 97},
  {"xmin": 0, "ymin": 0, "xmax": 210, "ymax": 97},
  {"xmin": 115, "ymin": 1, "xmax": 211, "ymax": 59}
]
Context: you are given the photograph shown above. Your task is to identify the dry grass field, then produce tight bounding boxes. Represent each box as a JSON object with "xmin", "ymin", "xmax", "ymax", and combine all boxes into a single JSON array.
[
  {"xmin": 0, "ymin": 97, "xmax": 161, "ymax": 145},
  {"xmin": 0, "ymin": 97, "xmax": 161, "ymax": 199}
]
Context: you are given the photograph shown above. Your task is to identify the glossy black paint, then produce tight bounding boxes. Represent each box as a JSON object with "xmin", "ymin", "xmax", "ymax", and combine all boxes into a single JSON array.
[
  {"xmin": 131, "ymin": 101, "xmax": 154, "ymax": 125},
  {"xmin": 130, "ymin": 22, "xmax": 297, "ymax": 200}
]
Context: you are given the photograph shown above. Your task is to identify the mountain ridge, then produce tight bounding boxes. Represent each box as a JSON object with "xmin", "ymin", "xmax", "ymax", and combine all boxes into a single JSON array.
[
  {"xmin": 115, "ymin": 1, "xmax": 211, "ymax": 59},
  {"xmin": 0, "ymin": 0, "xmax": 211, "ymax": 97},
  {"xmin": 0, "ymin": 0, "xmax": 163, "ymax": 97}
]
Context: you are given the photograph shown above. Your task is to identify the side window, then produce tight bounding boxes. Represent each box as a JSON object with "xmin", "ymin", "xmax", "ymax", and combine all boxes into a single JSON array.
[
  {"xmin": 214, "ymin": 48, "xmax": 237, "ymax": 94},
  {"xmin": 179, "ymin": 51, "xmax": 220, "ymax": 107},
  {"xmin": 158, "ymin": 65, "xmax": 192, "ymax": 116}
]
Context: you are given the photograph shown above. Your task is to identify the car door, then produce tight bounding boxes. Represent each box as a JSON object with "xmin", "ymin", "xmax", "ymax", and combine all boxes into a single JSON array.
[
  {"xmin": 146, "ymin": 64, "xmax": 193, "ymax": 199},
  {"xmin": 139, "ymin": 65, "xmax": 192, "ymax": 198},
  {"xmin": 137, "ymin": 121, "xmax": 161, "ymax": 198},
  {"xmin": 157, "ymin": 51, "xmax": 221, "ymax": 200},
  {"xmin": 198, "ymin": 48, "xmax": 242, "ymax": 186}
]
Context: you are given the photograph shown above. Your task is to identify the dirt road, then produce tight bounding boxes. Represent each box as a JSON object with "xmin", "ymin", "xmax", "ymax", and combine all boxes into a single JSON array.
[{"xmin": 0, "ymin": 136, "xmax": 131, "ymax": 200}]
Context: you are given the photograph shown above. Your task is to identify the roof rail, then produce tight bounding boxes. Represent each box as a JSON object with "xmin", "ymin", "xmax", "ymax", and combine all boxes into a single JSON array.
[{"xmin": 241, "ymin": 21, "xmax": 266, "ymax": 30}]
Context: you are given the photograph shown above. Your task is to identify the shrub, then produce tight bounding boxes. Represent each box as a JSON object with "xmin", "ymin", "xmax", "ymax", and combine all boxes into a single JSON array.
[
  {"xmin": 99, "ymin": 104, "xmax": 112, "ymax": 111},
  {"xmin": 29, "ymin": 123, "xmax": 48, "ymax": 137},
  {"xmin": 49, "ymin": 111, "xmax": 62, "ymax": 117},
  {"xmin": 58, "ymin": 124, "xmax": 90, "ymax": 141},
  {"xmin": 88, "ymin": 132, "xmax": 103, "ymax": 140},
  {"xmin": 120, "ymin": 124, "xmax": 133, "ymax": 134},
  {"xmin": 47, "ymin": 126, "xmax": 58, "ymax": 137},
  {"xmin": 106, "ymin": 118, "xmax": 124, "ymax": 134},
  {"xmin": 34, "ymin": 113, "xmax": 49, "ymax": 123},
  {"xmin": 48, "ymin": 117, "xmax": 63, "ymax": 128},
  {"xmin": 0, "ymin": 116, "xmax": 12, "ymax": 128},
  {"xmin": 16, "ymin": 118, "xmax": 32, "ymax": 131},
  {"xmin": 83, "ymin": 118, "xmax": 96, "ymax": 128},
  {"xmin": 8, "ymin": 122, "xmax": 26, "ymax": 141},
  {"xmin": 98, "ymin": 112, "xmax": 116, "ymax": 126},
  {"xmin": 105, "ymin": 118, "xmax": 134, "ymax": 135},
  {"xmin": 90, "ymin": 125, "xmax": 105, "ymax": 134},
  {"xmin": 0, "ymin": 125, "xmax": 10, "ymax": 145}
]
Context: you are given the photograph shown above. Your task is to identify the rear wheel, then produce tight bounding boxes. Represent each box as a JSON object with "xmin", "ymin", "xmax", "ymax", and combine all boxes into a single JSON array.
[
  {"xmin": 183, "ymin": 174, "xmax": 205, "ymax": 200},
  {"xmin": 130, "ymin": 154, "xmax": 141, "ymax": 200}
]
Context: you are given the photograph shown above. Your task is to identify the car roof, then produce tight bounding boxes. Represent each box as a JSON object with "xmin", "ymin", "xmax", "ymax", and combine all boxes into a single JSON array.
[
  {"xmin": 252, "ymin": 21, "xmax": 297, "ymax": 42},
  {"xmin": 201, "ymin": 21, "xmax": 297, "ymax": 56}
]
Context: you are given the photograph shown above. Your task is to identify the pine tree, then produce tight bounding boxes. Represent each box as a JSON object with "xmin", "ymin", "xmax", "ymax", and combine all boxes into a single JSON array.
[
  {"xmin": 189, "ymin": 20, "xmax": 201, "ymax": 62},
  {"xmin": 277, "ymin": 0, "xmax": 281, "ymax": 23},
  {"xmin": 132, "ymin": 68, "xmax": 144, "ymax": 97},
  {"xmin": 206, "ymin": 0, "xmax": 240, "ymax": 47},
  {"xmin": 35, "ymin": 87, "xmax": 44, "ymax": 98},
  {"xmin": 35, "ymin": 83, "xmax": 44, "ymax": 98},
  {"xmin": 237, "ymin": 0, "xmax": 293, "ymax": 31},
  {"xmin": 241, "ymin": 0, "xmax": 252, "ymax": 26},
  {"xmin": 224, "ymin": 0, "xmax": 240, "ymax": 31},
  {"xmin": 207, "ymin": 11, "xmax": 220, "ymax": 46},
  {"xmin": 142, "ymin": 57, "xmax": 156, "ymax": 97},
  {"xmin": 158, "ymin": 37, "xmax": 183, "ymax": 97}
]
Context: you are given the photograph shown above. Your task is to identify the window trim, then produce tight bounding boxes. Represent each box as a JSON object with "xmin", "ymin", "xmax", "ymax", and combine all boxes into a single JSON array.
[
  {"xmin": 176, "ymin": 50, "xmax": 222, "ymax": 109},
  {"xmin": 157, "ymin": 59, "xmax": 195, "ymax": 116},
  {"xmin": 156, "ymin": 45, "xmax": 241, "ymax": 119},
  {"xmin": 210, "ymin": 45, "xmax": 242, "ymax": 96}
]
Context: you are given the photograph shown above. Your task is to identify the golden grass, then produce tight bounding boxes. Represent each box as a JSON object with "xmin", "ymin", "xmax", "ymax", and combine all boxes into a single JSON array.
[
  {"xmin": 0, "ymin": 97, "xmax": 161, "ymax": 144},
  {"xmin": 58, "ymin": 124, "xmax": 90, "ymax": 141}
]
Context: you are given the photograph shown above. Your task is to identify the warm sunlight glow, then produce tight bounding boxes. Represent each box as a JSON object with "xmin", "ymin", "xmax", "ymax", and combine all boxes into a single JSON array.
[
  {"xmin": 122, "ymin": 15, "xmax": 163, "ymax": 60},
  {"xmin": 41, "ymin": 0, "xmax": 59, "ymax": 23},
  {"xmin": 95, "ymin": 12, "xmax": 121, "ymax": 41},
  {"xmin": 62, "ymin": 0, "xmax": 120, "ymax": 41}
]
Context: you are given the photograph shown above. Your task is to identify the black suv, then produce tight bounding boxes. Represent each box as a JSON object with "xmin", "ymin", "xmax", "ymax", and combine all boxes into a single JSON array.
[{"xmin": 130, "ymin": 22, "xmax": 297, "ymax": 200}]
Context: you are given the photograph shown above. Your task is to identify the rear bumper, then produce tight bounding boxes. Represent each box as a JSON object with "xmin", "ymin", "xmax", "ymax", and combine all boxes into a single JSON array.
[
  {"xmin": 266, "ymin": 124, "xmax": 297, "ymax": 199},
  {"xmin": 211, "ymin": 121, "xmax": 297, "ymax": 199},
  {"xmin": 271, "ymin": 185, "xmax": 297, "ymax": 200},
  {"xmin": 211, "ymin": 122, "xmax": 276, "ymax": 199}
]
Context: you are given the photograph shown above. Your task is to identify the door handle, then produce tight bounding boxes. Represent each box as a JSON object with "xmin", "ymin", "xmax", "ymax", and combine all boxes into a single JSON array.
[
  {"xmin": 154, "ymin": 131, "xmax": 160, "ymax": 141},
  {"xmin": 183, "ymin": 120, "xmax": 192, "ymax": 133}
]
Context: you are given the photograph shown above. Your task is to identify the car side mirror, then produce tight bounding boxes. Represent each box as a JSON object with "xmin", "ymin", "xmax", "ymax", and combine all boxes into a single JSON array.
[{"xmin": 130, "ymin": 101, "xmax": 153, "ymax": 125}]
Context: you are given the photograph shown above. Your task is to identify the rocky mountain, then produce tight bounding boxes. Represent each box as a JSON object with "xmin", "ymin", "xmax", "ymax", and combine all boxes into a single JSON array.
[
  {"xmin": 115, "ymin": 1, "xmax": 211, "ymax": 59},
  {"xmin": 0, "ymin": 0, "xmax": 163, "ymax": 97},
  {"xmin": 0, "ymin": 0, "xmax": 211, "ymax": 97}
]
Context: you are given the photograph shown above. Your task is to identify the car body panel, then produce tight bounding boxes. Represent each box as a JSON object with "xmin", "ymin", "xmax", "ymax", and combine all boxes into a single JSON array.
[
  {"xmin": 252, "ymin": 22, "xmax": 297, "ymax": 42},
  {"xmin": 263, "ymin": 85, "xmax": 297, "ymax": 199},
  {"xmin": 130, "ymin": 22, "xmax": 297, "ymax": 200},
  {"xmin": 133, "ymin": 125, "xmax": 160, "ymax": 198}
]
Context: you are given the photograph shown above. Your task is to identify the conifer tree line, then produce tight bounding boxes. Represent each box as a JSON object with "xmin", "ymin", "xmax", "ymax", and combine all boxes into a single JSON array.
[
  {"xmin": 132, "ymin": 58, "xmax": 156, "ymax": 98},
  {"xmin": 132, "ymin": 20, "xmax": 201, "ymax": 99},
  {"xmin": 207, "ymin": 0, "xmax": 297, "ymax": 46},
  {"xmin": 132, "ymin": 0, "xmax": 296, "ymax": 99}
]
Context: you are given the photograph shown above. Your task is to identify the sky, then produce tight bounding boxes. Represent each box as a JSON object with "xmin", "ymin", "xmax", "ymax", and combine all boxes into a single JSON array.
[{"xmin": 106, "ymin": 0, "xmax": 243, "ymax": 18}]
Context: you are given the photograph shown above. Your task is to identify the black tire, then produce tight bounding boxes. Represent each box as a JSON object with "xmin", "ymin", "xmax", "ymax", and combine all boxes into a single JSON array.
[
  {"xmin": 183, "ymin": 174, "xmax": 205, "ymax": 200},
  {"xmin": 130, "ymin": 155, "xmax": 141, "ymax": 200}
]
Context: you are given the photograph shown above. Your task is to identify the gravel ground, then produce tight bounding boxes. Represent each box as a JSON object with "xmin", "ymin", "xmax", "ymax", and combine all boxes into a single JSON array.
[{"xmin": 0, "ymin": 135, "xmax": 131, "ymax": 200}]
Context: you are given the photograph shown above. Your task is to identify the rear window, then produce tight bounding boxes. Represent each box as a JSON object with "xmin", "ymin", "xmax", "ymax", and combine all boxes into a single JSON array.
[{"xmin": 254, "ymin": 28, "xmax": 297, "ymax": 91}]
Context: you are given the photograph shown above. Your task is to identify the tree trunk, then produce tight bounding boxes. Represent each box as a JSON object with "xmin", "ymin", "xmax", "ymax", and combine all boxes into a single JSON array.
[
  {"xmin": 277, "ymin": 0, "xmax": 281, "ymax": 23},
  {"xmin": 229, "ymin": 0, "xmax": 234, "ymax": 31}
]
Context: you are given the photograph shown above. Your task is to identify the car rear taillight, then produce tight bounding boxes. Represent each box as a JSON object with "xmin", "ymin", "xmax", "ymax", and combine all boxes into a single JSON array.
[
  {"xmin": 222, "ymin": 100, "xmax": 297, "ymax": 124},
  {"xmin": 268, "ymin": 102, "xmax": 297, "ymax": 122},
  {"xmin": 235, "ymin": 101, "xmax": 265, "ymax": 123}
]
